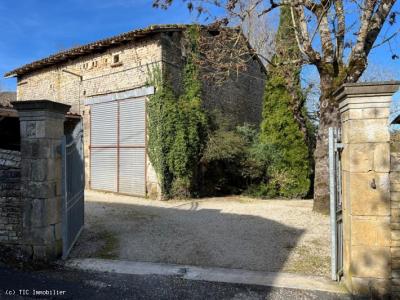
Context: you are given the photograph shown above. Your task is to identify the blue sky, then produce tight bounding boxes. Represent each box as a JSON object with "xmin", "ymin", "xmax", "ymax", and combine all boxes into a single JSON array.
[
  {"xmin": 1, "ymin": 0, "xmax": 399, "ymax": 91},
  {"xmin": 0, "ymin": 0, "xmax": 210, "ymax": 90}
]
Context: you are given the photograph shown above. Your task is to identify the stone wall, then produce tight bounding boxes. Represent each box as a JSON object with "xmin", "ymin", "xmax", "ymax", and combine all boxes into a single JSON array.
[
  {"xmin": 161, "ymin": 30, "xmax": 266, "ymax": 126},
  {"xmin": 390, "ymin": 132, "xmax": 400, "ymax": 297},
  {"xmin": 17, "ymin": 36, "xmax": 163, "ymax": 114},
  {"xmin": 0, "ymin": 149, "xmax": 22, "ymax": 243}
]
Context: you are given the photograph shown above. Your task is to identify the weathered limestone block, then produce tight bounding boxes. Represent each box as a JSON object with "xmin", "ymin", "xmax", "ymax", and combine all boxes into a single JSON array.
[
  {"xmin": 393, "ymin": 209, "xmax": 400, "ymax": 222},
  {"xmin": 351, "ymin": 277, "xmax": 391, "ymax": 298},
  {"xmin": 362, "ymin": 107, "xmax": 391, "ymax": 119},
  {"xmin": 393, "ymin": 192, "xmax": 400, "ymax": 201},
  {"xmin": 342, "ymin": 119, "xmax": 390, "ymax": 144},
  {"xmin": 30, "ymin": 198, "xmax": 61, "ymax": 227},
  {"xmin": 351, "ymin": 245, "xmax": 391, "ymax": 278},
  {"xmin": 343, "ymin": 143, "xmax": 390, "ymax": 173},
  {"xmin": 393, "ymin": 230, "xmax": 400, "ymax": 241},
  {"xmin": 352, "ymin": 216, "xmax": 391, "ymax": 247},
  {"xmin": 391, "ymin": 172, "xmax": 400, "ymax": 184},
  {"xmin": 21, "ymin": 181, "xmax": 57, "ymax": 199},
  {"xmin": 346, "ymin": 144, "xmax": 373, "ymax": 172},
  {"xmin": 393, "ymin": 184, "xmax": 400, "ymax": 193},
  {"xmin": 32, "ymin": 240, "xmax": 62, "ymax": 261},
  {"xmin": 393, "ymin": 258, "xmax": 400, "ymax": 270},
  {"xmin": 348, "ymin": 144, "xmax": 372, "ymax": 172},
  {"xmin": 350, "ymin": 172, "xmax": 390, "ymax": 216},
  {"xmin": 375, "ymin": 143, "xmax": 391, "ymax": 172}
]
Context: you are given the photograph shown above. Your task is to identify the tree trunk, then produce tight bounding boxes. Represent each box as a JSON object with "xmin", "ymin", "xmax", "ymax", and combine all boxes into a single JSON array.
[{"xmin": 313, "ymin": 71, "xmax": 340, "ymax": 214}]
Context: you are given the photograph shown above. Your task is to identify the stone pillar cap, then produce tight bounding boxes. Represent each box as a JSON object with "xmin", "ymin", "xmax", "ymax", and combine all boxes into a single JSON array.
[
  {"xmin": 11, "ymin": 100, "xmax": 71, "ymax": 114},
  {"xmin": 334, "ymin": 81, "xmax": 400, "ymax": 103}
]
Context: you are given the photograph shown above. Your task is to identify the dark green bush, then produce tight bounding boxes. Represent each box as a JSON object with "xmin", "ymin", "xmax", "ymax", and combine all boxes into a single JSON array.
[
  {"xmin": 200, "ymin": 115, "xmax": 260, "ymax": 195},
  {"xmin": 251, "ymin": 74, "xmax": 311, "ymax": 198}
]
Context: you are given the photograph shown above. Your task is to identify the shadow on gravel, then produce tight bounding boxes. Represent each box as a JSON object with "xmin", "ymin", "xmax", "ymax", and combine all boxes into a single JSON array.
[{"xmin": 71, "ymin": 201, "xmax": 306, "ymax": 275}]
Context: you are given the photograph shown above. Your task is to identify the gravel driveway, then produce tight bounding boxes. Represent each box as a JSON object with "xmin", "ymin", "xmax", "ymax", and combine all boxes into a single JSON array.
[{"xmin": 70, "ymin": 191, "xmax": 330, "ymax": 277}]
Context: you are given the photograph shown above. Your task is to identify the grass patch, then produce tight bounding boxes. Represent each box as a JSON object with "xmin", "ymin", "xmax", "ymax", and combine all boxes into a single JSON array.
[
  {"xmin": 283, "ymin": 243, "xmax": 330, "ymax": 276},
  {"xmin": 95, "ymin": 229, "xmax": 119, "ymax": 259}
]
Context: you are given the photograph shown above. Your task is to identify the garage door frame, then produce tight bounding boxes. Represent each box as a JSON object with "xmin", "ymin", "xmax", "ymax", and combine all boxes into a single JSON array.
[{"xmin": 86, "ymin": 87, "xmax": 154, "ymax": 197}]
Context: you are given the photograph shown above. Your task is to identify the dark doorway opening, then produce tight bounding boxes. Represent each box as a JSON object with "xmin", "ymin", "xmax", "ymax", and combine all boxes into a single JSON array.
[{"xmin": 0, "ymin": 115, "xmax": 20, "ymax": 151}]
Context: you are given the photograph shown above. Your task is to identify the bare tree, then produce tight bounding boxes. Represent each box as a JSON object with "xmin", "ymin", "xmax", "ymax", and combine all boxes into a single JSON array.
[
  {"xmin": 240, "ymin": 0, "xmax": 276, "ymax": 66},
  {"xmin": 361, "ymin": 62, "xmax": 400, "ymax": 82},
  {"xmin": 154, "ymin": 0, "xmax": 399, "ymax": 213}
]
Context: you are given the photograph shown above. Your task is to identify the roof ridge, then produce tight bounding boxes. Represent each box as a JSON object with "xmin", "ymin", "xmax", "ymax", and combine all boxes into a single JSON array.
[{"xmin": 5, "ymin": 24, "xmax": 192, "ymax": 78}]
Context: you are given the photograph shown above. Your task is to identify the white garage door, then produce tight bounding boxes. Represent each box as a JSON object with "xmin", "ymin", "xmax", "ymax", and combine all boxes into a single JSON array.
[{"xmin": 90, "ymin": 97, "xmax": 146, "ymax": 196}]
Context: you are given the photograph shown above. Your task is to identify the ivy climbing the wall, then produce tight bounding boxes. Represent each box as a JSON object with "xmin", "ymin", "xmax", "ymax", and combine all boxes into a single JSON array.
[{"xmin": 147, "ymin": 25, "xmax": 207, "ymax": 198}]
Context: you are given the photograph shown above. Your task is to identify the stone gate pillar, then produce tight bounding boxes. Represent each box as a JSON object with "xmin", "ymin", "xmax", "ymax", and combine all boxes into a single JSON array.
[
  {"xmin": 12, "ymin": 100, "xmax": 70, "ymax": 261},
  {"xmin": 335, "ymin": 82, "xmax": 399, "ymax": 297}
]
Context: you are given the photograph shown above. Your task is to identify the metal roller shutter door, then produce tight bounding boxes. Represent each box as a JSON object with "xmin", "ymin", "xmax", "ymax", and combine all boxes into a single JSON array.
[
  {"xmin": 91, "ymin": 101, "xmax": 118, "ymax": 146},
  {"xmin": 91, "ymin": 148, "xmax": 118, "ymax": 192},
  {"xmin": 90, "ymin": 102, "xmax": 118, "ymax": 192},
  {"xmin": 119, "ymin": 148, "xmax": 145, "ymax": 195},
  {"xmin": 90, "ymin": 97, "xmax": 146, "ymax": 196},
  {"xmin": 119, "ymin": 98, "xmax": 146, "ymax": 195},
  {"xmin": 119, "ymin": 98, "xmax": 145, "ymax": 146}
]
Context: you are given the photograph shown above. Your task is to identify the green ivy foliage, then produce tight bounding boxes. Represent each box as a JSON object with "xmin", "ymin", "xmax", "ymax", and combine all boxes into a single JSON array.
[
  {"xmin": 147, "ymin": 25, "xmax": 207, "ymax": 198},
  {"xmin": 147, "ymin": 77, "xmax": 176, "ymax": 196}
]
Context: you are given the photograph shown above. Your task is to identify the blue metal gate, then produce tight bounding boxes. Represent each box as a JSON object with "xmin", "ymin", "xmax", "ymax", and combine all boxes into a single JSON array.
[
  {"xmin": 329, "ymin": 127, "xmax": 343, "ymax": 281},
  {"xmin": 61, "ymin": 120, "xmax": 85, "ymax": 259}
]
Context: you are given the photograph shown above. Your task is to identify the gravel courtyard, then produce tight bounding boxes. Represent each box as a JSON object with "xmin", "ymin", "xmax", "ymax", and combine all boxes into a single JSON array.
[{"xmin": 70, "ymin": 191, "xmax": 330, "ymax": 277}]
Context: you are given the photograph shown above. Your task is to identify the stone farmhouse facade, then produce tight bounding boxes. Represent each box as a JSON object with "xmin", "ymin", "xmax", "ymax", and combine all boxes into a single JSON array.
[{"xmin": 5, "ymin": 24, "xmax": 266, "ymax": 198}]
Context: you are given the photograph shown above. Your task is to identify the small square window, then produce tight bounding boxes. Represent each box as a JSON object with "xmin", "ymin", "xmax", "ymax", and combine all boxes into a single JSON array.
[{"xmin": 113, "ymin": 54, "xmax": 120, "ymax": 64}]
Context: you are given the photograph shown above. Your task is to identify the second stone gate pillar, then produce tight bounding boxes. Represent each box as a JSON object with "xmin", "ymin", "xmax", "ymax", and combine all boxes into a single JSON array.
[{"xmin": 334, "ymin": 82, "xmax": 399, "ymax": 297}]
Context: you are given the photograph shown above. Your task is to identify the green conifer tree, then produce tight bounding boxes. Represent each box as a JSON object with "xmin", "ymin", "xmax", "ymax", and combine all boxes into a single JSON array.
[{"xmin": 259, "ymin": 6, "xmax": 311, "ymax": 198}]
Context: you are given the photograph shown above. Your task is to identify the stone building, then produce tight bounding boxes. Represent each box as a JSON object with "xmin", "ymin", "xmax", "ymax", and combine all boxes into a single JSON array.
[{"xmin": 5, "ymin": 24, "xmax": 266, "ymax": 198}]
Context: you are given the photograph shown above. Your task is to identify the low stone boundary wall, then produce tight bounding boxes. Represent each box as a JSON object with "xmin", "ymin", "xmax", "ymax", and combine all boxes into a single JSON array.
[
  {"xmin": 391, "ymin": 133, "xmax": 400, "ymax": 297},
  {"xmin": 0, "ymin": 149, "xmax": 22, "ymax": 243}
]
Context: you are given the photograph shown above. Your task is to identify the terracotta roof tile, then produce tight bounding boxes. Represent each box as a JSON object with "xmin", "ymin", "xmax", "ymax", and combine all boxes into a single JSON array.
[{"xmin": 5, "ymin": 24, "xmax": 188, "ymax": 78}]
